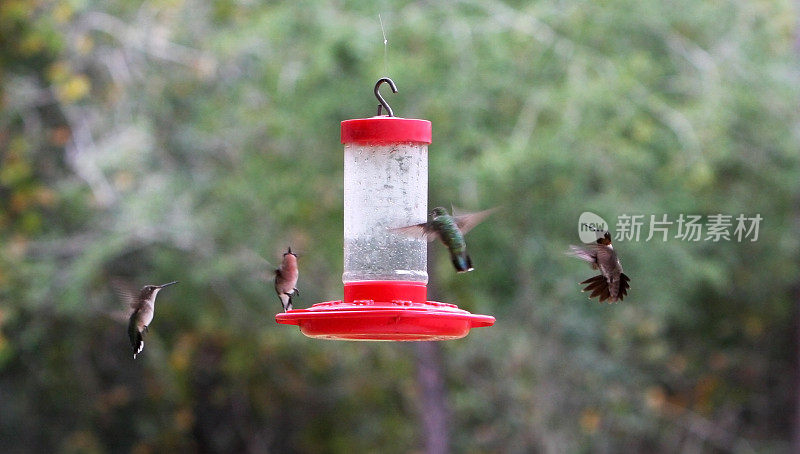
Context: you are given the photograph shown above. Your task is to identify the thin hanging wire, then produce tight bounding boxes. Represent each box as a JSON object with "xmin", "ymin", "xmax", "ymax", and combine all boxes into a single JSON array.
[{"xmin": 379, "ymin": 14, "xmax": 388, "ymax": 76}]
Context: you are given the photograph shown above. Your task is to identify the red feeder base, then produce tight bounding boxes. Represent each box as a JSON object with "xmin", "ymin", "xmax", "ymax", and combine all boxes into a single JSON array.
[{"xmin": 275, "ymin": 281, "xmax": 495, "ymax": 341}]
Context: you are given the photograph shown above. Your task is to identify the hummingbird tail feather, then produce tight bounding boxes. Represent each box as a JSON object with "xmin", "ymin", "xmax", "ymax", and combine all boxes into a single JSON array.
[
  {"xmin": 580, "ymin": 274, "xmax": 614, "ymax": 302},
  {"xmin": 128, "ymin": 315, "xmax": 145, "ymax": 359},
  {"xmin": 581, "ymin": 276, "xmax": 606, "ymax": 292},
  {"xmin": 452, "ymin": 252, "xmax": 474, "ymax": 273},
  {"xmin": 129, "ymin": 328, "xmax": 144, "ymax": 359},
  {"xmin": 605, "ymin": 274, "xmax": 631, "ymax": 303},
  {"xmin": 579, "ymin": 274, "xmax": 604, "ymax": 286},
  {"xmin": 618, "ymin": 273, "xmax": 631, "ymax": 300},
  {"xmin": 589, "ymin": 285, "xmax": 606, "ymax": 299}
]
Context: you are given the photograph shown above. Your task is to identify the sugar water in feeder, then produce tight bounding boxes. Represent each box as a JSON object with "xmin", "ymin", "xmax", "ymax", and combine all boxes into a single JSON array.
[
  {"xmin": 275, "ymin": 78, "xmax": 494, "ymax": 341},
  {"xmin": 342, "ymin": 133, "xmax": 428, "ymax": 284}
]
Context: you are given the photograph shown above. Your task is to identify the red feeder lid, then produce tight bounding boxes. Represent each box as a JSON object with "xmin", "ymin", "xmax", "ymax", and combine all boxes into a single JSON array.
[
  {"xmin": 341, "ymin": 117, "xmax": 432, "ymax": 145},
  {"xmin": 275, "ymin": 281, "xmax": 495, "ymax": 341}
]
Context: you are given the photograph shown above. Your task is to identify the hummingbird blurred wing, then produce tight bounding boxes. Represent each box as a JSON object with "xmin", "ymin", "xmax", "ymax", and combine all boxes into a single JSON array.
[
  {"xmin": 566, "ymin": 245, "xmax": 599, "ymax": 267},
  {"xmin": 452, "ymin": 207, "xmax": 498, "ymax": 235},
  {"xmin": 389, "ymin": 223, "xmax": 438, "ymax": 242},
  {"xmin": 111, "ymin": 277, "xmax": 139, "ymax": 312},
  {"xmin": 274, "ymin": 268, "xmax": 287, "ymax": 291},
  {"xmin": 255, "ymin": 253, "xmax": 275, "ymax": 270}
]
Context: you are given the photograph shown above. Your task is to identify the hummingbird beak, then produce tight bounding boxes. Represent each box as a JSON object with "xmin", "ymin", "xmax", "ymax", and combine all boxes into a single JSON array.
[{"xmin": 157, "ymin": 281, "xmax": 178, "ymax": 289}]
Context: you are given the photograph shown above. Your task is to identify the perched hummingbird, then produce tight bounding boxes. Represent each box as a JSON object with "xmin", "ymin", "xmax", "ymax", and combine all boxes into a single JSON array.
[
  {"xmin": 392, "ymin": 206, "xmax": 497, "ymax": 273},
  {"xmin": 567, "ymin": 230, "xmax": 630, "ymax": 303},
  {"xmin": 274, "ymin": 247, "xmax": 299, "ymax": 312},
  {"xmin": 115, "ymin": 281, "xmax": 178, "ymax": 359}
]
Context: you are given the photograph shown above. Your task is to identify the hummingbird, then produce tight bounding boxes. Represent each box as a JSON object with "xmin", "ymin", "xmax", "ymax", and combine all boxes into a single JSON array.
[
  {"xmin": 115, "ymin": 280, "xmax": 178, "ymax": 359},
  {"xmin": 392, "ymin": 206, "xmax": 497, "ymax": 273},
  {"xmin": 567, "ymin": 230, "xmax": 630, "ymax": 303},
  {"xmin": 274, "ymin": 247, "xmax": 299, "ymax": 311}
]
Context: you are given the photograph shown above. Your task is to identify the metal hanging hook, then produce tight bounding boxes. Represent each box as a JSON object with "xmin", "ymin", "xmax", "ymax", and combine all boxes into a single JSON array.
[{"xmin": 374, "ymin": 77, "xmax": 397, "ymax": 117}]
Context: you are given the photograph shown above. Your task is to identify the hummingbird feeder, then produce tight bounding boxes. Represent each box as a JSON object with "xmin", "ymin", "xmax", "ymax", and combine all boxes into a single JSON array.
[{"xmin": 275, "ymin": 78, "xmax": 495, "ymax": 341}]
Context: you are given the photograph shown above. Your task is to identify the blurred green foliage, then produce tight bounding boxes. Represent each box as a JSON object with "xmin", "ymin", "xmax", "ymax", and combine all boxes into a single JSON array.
[{"xmin": 1, "ymin": 0, "xmax": 799, "ymax": 452}]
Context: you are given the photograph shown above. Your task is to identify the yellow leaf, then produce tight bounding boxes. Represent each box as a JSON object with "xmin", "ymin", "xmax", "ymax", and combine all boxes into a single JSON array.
[
  {"xmin": 0, "ymin": 159, "xmax": 31, "ymax": 185},
  {"xmin": 58, "ymin": 75, "xmax": 91, "ymax": 102},
  {"xmin": 52, "ymin": 1, "xmax": 73, "ymax": 23},
  {"xmin": 47, "ymin": 61, "xmax": 71, "ymax": 83},
  {"xmin": 0, "ymin": 0, "xmax": 33, "ymax": 22},
  {"xmin": 19, "ymin": 33, "xmax": 45, "ymax": 55}
]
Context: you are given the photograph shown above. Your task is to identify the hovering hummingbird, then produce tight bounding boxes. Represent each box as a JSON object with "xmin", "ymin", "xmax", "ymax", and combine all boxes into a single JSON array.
[
  {"xmin": 114, "ymin": 280, "xmax": 178, "ymax": 359},
  {"xmin": 274, "ymin": 247, "xmax": 299, "ymax": 311},
  {"xmin": 567, "ymin": 229, "xmax": 630, "ymax": 303},
  {"xmin": 392, "ymin": 206, "xmax": 497, "ymax": 273}
]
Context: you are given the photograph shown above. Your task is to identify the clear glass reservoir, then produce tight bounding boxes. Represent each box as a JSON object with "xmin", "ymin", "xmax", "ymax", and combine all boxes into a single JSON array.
[{"xmin": 343, "ymin": 141, "xmax": 428, "ymax": 283}]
